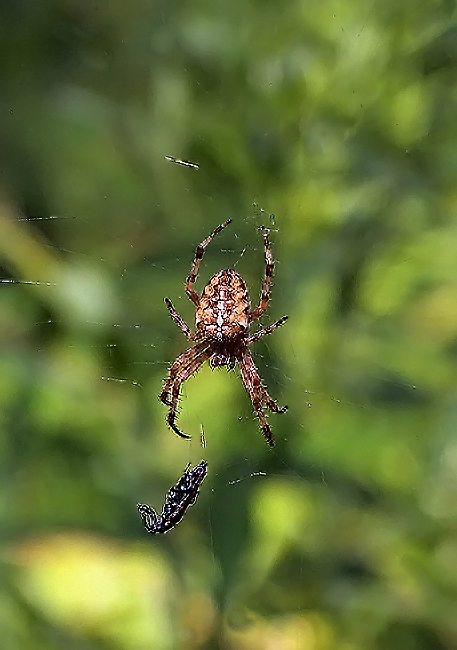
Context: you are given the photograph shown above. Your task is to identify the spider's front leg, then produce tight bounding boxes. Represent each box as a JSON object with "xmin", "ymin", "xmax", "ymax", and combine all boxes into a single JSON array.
[
  {"xmin": 186, "ymin": 219, "xmax": 232, "ymax": 305},
  {"xmin": 164, "ymin": 298, "xmax": 198, "ymax": 340},
  {"xmin": 243, "ymin": 347, "xmax": 288, "ymax": 416}
]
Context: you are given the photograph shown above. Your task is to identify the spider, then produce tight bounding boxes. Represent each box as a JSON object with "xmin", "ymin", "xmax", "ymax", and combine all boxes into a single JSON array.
[
  {"xmin": 137, "ymin": 460, "xmax": 207, "ymax": 534},
  {"xmin": 160, "ymin": 219, "xmax": 288, "ymax": 447}
]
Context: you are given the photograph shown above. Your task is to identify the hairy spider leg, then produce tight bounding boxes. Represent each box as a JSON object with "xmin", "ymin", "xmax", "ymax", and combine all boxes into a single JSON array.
[
  {"xmin": 164, "ymin": 298, "xmax": 199, "ymax": 340},
  {"xmin": 249, "ymin": 227, "xmax": 275, "ymax": 322},
  {"xmin": 246, "ymin": 315, "xmax": 288, "ymax": 345},
  {"xmin": 237, "ymin": 345, "xmax": 287, "ymax": 446},
  {"xmin": 237, "ymin": 346, "xmax": 274, "ymax": 446},
  {"xmin": 261, "ymin": 388, "xmax": 288, "ymax": 415},
  {"xmin": 160, "ymin": 341, "xmax": 210, "ymax": 407},
  {"xmin": 167, "ymin": 346, "xmax": 214, "ymax": 439},
  {"xmin": 242, "ymin": 351, "xmax": 288, "ymax": 415},
  {"xmin": 186, "ymin": 219, "xmax": 232, "ymax": 306},
  {"xmin": 245, "ymin": 316, "xmax": 289, "ymax": 414}
]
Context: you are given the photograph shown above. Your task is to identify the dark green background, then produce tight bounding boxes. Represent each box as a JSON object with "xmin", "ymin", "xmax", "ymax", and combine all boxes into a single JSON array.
[{"xmin": 1, "ymin": 0, "xmax": 457, "ymax": 648}]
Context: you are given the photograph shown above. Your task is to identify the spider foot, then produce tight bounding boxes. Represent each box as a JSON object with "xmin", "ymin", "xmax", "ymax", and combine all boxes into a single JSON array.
[
  {"xmin": 159, "ymin": 391, "xmax": 172, "ymax": 406},
  {"xmin": 262, "ymin": 426, "xmax": 275, "ymax": 447},
  {"xmin": 265, "ymin": 400, "xmax": 288, "ymax": 414},
  {"xmin": 168, "ymin": 418, "xmax": 191, "ymax": 440}
]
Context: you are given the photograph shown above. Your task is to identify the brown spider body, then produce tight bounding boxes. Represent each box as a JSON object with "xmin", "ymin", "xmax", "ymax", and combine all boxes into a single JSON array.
[{"xmin": 160, "ymin": 219, "xmax": 288, "ymax": 446}]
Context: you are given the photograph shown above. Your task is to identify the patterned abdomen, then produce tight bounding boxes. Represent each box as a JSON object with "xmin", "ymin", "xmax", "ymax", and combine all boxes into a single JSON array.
[{"xmin": 196, "ymin": 269, "xmax": 250, "ymax": 341}]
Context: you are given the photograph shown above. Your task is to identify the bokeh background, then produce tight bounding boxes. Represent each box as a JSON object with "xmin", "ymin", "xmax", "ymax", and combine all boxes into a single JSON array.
[{"xmin": 2, "ymin": 0, "xmax": 457, "ymax": 648}]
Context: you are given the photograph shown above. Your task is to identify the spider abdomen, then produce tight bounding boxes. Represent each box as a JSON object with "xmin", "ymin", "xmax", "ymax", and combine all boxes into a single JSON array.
[{"xmin": 196, "ymin": 269, "xmax": 250, "ymax": 342}]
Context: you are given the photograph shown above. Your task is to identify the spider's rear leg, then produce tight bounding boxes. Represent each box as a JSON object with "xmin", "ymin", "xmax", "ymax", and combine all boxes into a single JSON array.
[
  {"xmin": 258, "ymin": 375, "xmax": 288, "ymax": 415},
  {"xmin": 263, "ymin": 391, "xmax": 288, "ymax": 414},
  {"xmin": 166, "ymin": 346, "xmax": 213, "ymax": 440},
  {"xmin": 247, "ymin": 387, "xmax": 276, "ymax": 447},
  {"xmin": 246, "ymin": 318, "xmax": 288, "ymax": 414},
  {"xmin": 237, "ymin": 346, "xmax": 283, "ymax": 447},
  {"xmin": 252, "ymin": 398, "xmax": 275, "ymax": 447},
  {"xmin": 160, "ymin": 341, "xmax": 209, "ymax": 406}
]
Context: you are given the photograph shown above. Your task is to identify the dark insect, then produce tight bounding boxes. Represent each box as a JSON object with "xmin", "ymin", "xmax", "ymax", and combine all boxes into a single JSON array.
[
  {"xmin": 137, "ymin": 460, "xmax": 207, "ymax": 534},
  {"xmin": 160, "ymin": 219, "xmax": 288, "ymax": 446}
]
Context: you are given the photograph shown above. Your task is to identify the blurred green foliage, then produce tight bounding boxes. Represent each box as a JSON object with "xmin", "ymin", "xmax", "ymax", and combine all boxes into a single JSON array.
[{"xmin": 1, "ymin": 0, "xmax": 457, "ymax": 648}]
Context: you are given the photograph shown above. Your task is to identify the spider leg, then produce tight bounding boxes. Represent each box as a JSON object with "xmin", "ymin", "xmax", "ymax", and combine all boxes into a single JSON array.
[
  {"xmin": 164, "ymin": 298, "xmax": 198, "ymax": 340},
  {"xmin": 251, "ymin": 364, "xmax": 288, "ymax": 414},
  {"xmin": 186, "ymin": 219, "xmax": 232, "ymax": 306},
  {"xmin": 246, "ymin": 315, "xmax": 288, "ymax": 345},
  {"xmin": 166, "ymin": 345, "xmax": 214, "ymax": 439},
  {"xmin": 237, "ymin": 345, "xmax": 286, "ymax": 447},
  {"xmin": 262, "ymin": 389, "xmax": 288, "ymax": 414},
  {"xmin": 160, "ymin": 341, "xmax": 209, "ymax": 406},
  {"xmin": 240, "ymin": 344, "xmax": 287, "ymax": 415},
  {"xmin": 250, "ymin": 226, "xmax": 274, "ymax": 322}
]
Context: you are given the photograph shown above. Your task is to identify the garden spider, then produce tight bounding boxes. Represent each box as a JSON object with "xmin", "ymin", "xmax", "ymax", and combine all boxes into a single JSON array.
[{"xmin": 160, "ymin": 219, "xmax": 287, "ymax": 446}]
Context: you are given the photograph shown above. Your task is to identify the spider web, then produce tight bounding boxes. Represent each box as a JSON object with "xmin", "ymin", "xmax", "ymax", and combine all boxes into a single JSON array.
[
  {"xmin": 0, "ymin": 7, "xmax": 424, "ymax": 617},
  {"xmin": 3, "ymin": 0, "xmax": 454, "ymax": 644},
  {"xmin": 1, "ymin": 184, "xmax": 320, "ymax": 426},
  {"xmin": 0, "ymin": 162, "xmax": 407, "ymax": 484},
  {"xmin": 0, "ymin": 105, "xmax": 426, "ymax": 650},
  {"xmin": 0, "ymin": 2, "xmax": 402, "ymax": 505}
]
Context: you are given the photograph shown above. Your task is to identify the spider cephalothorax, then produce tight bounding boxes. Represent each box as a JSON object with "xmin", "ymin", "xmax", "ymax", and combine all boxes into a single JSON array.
[{"xmin": 160, "ymin": 219, "xmax": 287, "ymax": 446}]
